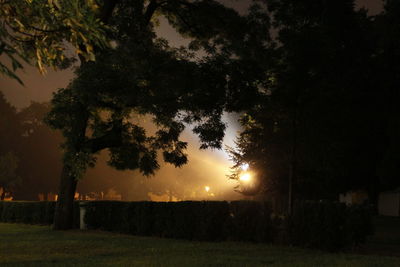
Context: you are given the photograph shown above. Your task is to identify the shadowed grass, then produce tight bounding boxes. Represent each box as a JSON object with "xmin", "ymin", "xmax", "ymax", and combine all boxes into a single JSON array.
[{"xmin": 0, "ymin": 223, "xmax": 399, "ymax": 266}]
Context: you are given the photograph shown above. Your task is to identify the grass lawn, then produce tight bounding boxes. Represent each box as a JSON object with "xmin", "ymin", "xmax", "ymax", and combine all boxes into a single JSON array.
[{"xmin": 0, "ymin": 223, "xmax": 399, "ymax": 266}]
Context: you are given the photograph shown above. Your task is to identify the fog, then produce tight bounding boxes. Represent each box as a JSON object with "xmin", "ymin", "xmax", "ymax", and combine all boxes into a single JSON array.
[{"xmin": 79, "ymin": 114, "xmax": 244, "ymax": 201}]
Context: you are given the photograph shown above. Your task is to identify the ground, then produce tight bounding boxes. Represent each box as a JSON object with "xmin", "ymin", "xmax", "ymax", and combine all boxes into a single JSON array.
[{"xmin": 0, "ymin": 220, "xmax": 399, "ymax": 267}]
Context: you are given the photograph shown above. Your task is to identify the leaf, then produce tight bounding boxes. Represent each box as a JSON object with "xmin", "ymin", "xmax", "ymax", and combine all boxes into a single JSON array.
[
  {"xmin": 11, "ymin": 58, "xmax": 23, "ymax": 71},
  {"xmin": 0, "ymin": 63, "xmax": 24, "ymax": 85},
  {"xmin": 53, "ymin": 0, "xmax": 61, "ymax": 9}
]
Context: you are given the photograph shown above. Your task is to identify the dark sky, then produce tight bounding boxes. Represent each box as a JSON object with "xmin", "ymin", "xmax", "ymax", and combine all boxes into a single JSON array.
[{"xmin": 0, "ymin": 0, "xmax": 383, "ymax": 201}]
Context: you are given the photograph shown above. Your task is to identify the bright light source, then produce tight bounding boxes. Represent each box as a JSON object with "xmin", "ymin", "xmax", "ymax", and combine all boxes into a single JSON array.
[
  {"xmin": 205, "ymin": 186, "xmax": 210, "ymax": 192},
  {"xmin": 239, "ymin": 173, "xmax": 251, "ymax": 182},
  {"xmin": 241, "ymin": 163, "xmax": 249, "ymax": 171}
]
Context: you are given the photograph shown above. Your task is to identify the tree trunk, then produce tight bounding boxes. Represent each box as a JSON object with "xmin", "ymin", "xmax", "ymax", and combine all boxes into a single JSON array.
[
  {"xmin": 288, "ymin": 107, "xmax": 298, "ymax": 215},
  {"xmin": 368, "ymin": 174, "xmax": 380, "ymax": 214},
  {"xmin": 53, "ymin": 165, "xmax": 78, "ymax": 230}
]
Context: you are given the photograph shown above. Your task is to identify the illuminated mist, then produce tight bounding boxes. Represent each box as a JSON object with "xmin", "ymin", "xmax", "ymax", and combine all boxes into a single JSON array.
[{"xmin": 79, "ymin": 113, "xmax": 243, "ymax": 201}]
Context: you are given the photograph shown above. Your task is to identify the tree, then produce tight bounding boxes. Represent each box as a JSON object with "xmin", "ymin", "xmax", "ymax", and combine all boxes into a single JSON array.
[
  {"xmin": 46, "ymin": 0, "xmax": 271, "ymax": 229},
  {"xmin": 0, "ymin": 93, "xmax": 64, "ymax": 200},
  {"xmin": 14, "ymin": 102, "xmax": 63, "ymax": 200},
  {"xmin": 0, "ymin": 152, "xmax": 20, "ymax": 200},
  {"xmin": 228, "ymin": 0, "xmax": 391, "ymax": 211},
  {"xmin": 0, "ymin": 0, "xmax": 107, "ymax": 83},
  {"xmin": 0, "ymin": 92, "xmax": 20, "ymax": 154},
  {"xmin": 372, "ymin": 0, "xmax": 400, "ymax": 194}
]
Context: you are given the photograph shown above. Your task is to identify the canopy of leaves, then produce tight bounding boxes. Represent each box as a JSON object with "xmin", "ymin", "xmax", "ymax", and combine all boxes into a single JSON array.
[
  {"xmin": 229, "ymin": 0, "xmax": 400, "ymax": 199},
  {"xmin": 46, "ymin": 0, "xmax": 272, "ymax": 178},
  {"xmin": 0, "ymin": 92, "xmax": 63, "ymax": 199},
  {"xmin": 0, "ymin": 151, "xmax": 20, "ymax": 192},
  {"xmin": 0, "ymin": 0, "xmax": 108, "ymax": 83}
]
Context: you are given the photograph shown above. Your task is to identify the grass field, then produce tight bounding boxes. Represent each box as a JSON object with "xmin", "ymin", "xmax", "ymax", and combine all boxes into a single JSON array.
[{"xmin": 0, "ymin": 223, "xmax": 399, "ymax": 266}]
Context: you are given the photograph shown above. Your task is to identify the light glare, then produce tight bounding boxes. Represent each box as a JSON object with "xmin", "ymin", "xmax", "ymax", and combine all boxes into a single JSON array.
[
  {"xmin": 239, "ymin": 173, "xmax": 251, "ymax": 182},
  {"xmin": 241, "ymin": 163, "xmax": 249, "ymax": 171}
]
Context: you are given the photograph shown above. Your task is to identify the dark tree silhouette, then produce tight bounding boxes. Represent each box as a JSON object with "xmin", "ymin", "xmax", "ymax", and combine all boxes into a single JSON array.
[
  {"xmin": 0, "ymin": 92, "xmax": 20, "ymax": 154},
  {"xmin": 0, "ymin": 0, "xmax": 106, "ymax": 83},
  {"xmin": 46, "ymin": 0, "xmax": 270, "ymax": 229},
  {"xmin": 14, "ymin": 102, "xmax": 63, "ymax": 200},
  {"xmin": 229, "ymin": 0, "xmax": 400, "ymax": 212},
  {"xmin": 0, "ymin": 152, "xmax": 20, "ymax": 200}
]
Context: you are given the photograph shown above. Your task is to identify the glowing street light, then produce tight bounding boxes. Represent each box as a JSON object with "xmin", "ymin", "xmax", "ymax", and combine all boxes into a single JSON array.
[
  {"xmin": 205, "ymin": 186, "xmax": 210, "ymax": 192},
  {"xmin": 239, "ymin": 173, "xmax": 251, "ymax": 182}
]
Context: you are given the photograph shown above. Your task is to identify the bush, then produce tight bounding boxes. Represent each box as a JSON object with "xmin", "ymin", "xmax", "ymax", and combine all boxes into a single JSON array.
[
  {"xmin": 0, "ymin": 199, "xmax": 373, "ymax": 250},
  {"xmin": 0, "ymin": 201, "xmax": 76, "ymax": 227},
  {"xmin": 83, "ymin": 200, "xmax": 272, "ymax": 242},
  {"xmin": 288, "ymin": 200, "xmax": 374, "ymax": 251},
  {"xmin": 346, "ymin": 204, "xmax": 374, "ymax": 245},
  {"xmin": 197, "ymin": 201, "xmax": 230, "ymax": 241},
  {"xmin": 229, "ymin": 201, "xmax": 273, "ymax": 242}
]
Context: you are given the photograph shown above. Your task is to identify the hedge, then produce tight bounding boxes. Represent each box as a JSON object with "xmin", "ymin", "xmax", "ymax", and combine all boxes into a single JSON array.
[
  {"xmin": 83, "ymin": 200, "xmax": 372, "ymax": 250},
  {"xmin": 84, "ymin": 201, "xmax": 274, "ymax": 242},
  {"xmin": 0, "ymin": 200, "xmax": 373, "ymax": 250},
  {"xmin": 0, "ymin": 201, "xmax": 80, "ymax": 227},
  {"xmin": 288, "ymin": 200, "xmax": 374, "ymax": 251}
]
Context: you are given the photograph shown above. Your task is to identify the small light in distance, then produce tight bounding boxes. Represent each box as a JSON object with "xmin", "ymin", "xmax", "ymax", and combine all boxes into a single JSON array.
[
  {"xmin": 239, "ymin": 173, "xmax": 251, "ymax": 182},
  {"xmin": 205, "ymin": 186, "xmax": 210, "ymax": 192},
  {"xmin": 241, "ymin": 163, "xmax": 249, "ymax": 171}
]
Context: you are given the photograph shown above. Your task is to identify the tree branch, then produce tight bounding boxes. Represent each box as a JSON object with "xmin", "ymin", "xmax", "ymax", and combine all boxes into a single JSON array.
[
  {"xmin": 99, "ymin": 0, "xmax": 120, "ymax": 23},
  {"xmin": 85, "ymin": 128, "xmax": 123, "ymax": 153},
  {"xmin": 27, "ymin": 25, "xmax": 69, "ymax": 33},
  {"xmin": 144, "ymin": 0, "xmax": 160, "ymax": 25}
]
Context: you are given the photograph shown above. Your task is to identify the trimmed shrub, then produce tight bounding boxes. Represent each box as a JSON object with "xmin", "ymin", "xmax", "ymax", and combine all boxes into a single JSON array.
[
  {"xmin": 132, "ymin": 202, "xmax": 155, "ymax": 236},
  {"xmin": 346, "ymin": 204, "xmax": 374, "ymax": 245},
  {"xmin": 0, "ymin": 201, "xmax": 77, "ymax": 227},
  {"xmin": 83, "ymin": 200, "xmax": 272, "ymax": 242},
  {"xmin": 84, "ymin": 201, "xmax": 124, "ymax": 231},
  {"xmin": 168, "ymin": 201, "xmax": 202, "ymax": 239},
  {"xmin": 196, "ymin": 201, "xmax": 230, "ymax": 241},
  {"xmin": 229, "ymin": 201, "xmax": 273, "ymax": 242},
  {"xmin": 152, "ymin": 202, "xmax": 173, "ymax": 237},
  {"xmin": 0, "ymin": 199, "xmax": 372, "ymax": 250},
  {"xmin": 288, "ymin": 200, "xmax": 374, "ymax": 251}
]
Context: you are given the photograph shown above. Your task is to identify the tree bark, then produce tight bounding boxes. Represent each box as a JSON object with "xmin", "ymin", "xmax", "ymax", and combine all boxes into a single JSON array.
[
  {"xmin": 288, "ymin": 105, "xmax": 298, "ymax": 215},
  {"xmin": 53, "ymin": 164, "xmax": 78, "ymax": 230},
  {"xmin": 288, "ymin": 122, "xmax": 296, "ymax": 215},
  {"xmin": 51, "ymin": 1, "xmax": 121, "ymax": 230}
]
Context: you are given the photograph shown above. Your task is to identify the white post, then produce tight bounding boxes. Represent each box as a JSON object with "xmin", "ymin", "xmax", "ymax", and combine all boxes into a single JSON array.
[{"xmin": 79, "ymin": 202, "xmax": 87, "ymax": 230}]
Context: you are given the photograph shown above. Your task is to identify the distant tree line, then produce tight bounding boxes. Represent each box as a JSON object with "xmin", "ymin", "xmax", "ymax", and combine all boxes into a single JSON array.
[{"xmin": 0, "ymin": 92, "xmax": 62, "ymax": 200}]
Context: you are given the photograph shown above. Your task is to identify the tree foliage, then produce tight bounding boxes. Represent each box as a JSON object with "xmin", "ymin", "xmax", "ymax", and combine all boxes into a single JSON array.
[
  {"xmin": 44, "ymin": 0, "xmax": 271, "ymax": 229},
  {"xmin": 0, "ymin": 0, "xmax": 107, "ymax": 83},
  {"xmin": 0, "ymin": 92, "xmax": 64, "ymax": 200},
  {"xmin": 0, "ymin": 152, "xmax": 20, "ymax": 200},
  {"xmin": 46, "ymin": 0, "xmax": 271, "ymax": 178},
  {"xmin": 229, "ymin": 0, "xmax": 400, "ymax": 202}
]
